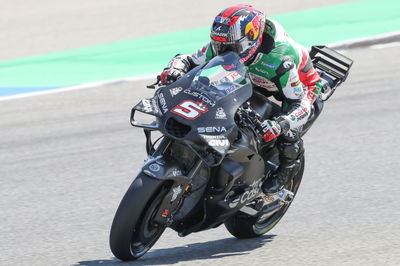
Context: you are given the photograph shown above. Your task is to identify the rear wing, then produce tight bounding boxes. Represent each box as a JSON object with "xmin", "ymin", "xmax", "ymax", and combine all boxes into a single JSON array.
[{"xmin": 309, "ymin": 45, "xmax": 353, "ymax": 100}]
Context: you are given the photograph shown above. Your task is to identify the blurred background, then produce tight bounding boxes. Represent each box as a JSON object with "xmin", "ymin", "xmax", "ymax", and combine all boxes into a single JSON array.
[
  {"xmin": 0, "ymin": 0, "xmax": 399, "ymax": 265},
  {"xmin": 0, "ymin": 0, "xmax": 356, "ymax": 60}
]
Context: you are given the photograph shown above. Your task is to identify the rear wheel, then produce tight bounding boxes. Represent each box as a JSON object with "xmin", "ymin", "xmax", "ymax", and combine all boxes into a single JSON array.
[
  {"xmin": 224, "ymin": 156, "xmax": 304, "ymax": 239},
  {"xmin": 109, "ymin": 174, "xmax": 170, "ymax": 261}
]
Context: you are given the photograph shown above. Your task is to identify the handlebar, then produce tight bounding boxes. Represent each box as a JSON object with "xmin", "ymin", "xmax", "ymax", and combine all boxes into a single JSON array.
[
  {"xmin": 238, "ymin": 103, "xmax": 264, "ymax": 138},
  {"xmin": 146, "ymin": 75, "xmax": 162, "ymax": 89}
]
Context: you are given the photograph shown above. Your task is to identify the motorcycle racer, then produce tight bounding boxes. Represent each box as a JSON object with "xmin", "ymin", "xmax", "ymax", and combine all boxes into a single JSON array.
[{"xmin": 159, "ymin": 4, "xmax": 325, "ymax": 194}]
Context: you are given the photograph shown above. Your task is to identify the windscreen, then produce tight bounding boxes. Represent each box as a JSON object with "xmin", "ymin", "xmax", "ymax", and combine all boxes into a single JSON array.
[{"xmin": 190, "ymin": 52, "xmax": 248, "ymax": 98}]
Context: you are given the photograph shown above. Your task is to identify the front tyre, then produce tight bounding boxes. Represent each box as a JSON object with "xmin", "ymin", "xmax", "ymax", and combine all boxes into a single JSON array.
[
  {"xmin": 109, "ymin": 173, "xmax": 169, "ymax": 261},
  {"xmin": 224, "ymin": 156, "xmax": 304, "ymax": 239}
]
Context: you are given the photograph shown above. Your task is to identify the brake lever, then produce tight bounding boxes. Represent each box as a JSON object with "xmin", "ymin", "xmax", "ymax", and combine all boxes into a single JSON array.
[
  {"xmin": 146, "ymin": 75, "xmax": 161, "ymax": 89},
  {"xmin": 247, "ymin": 111, "xmax": 264, "ymax": 133},
  {"xmin": 238, "ymin": 105, "xmax": 264, "ymax": 137},
  {"xmin": 241, "ymin": 103, "xmax": 263, "ymax": 130}
]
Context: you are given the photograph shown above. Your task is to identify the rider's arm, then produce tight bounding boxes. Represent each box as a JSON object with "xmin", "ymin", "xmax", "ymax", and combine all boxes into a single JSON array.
[{"xmin": 275, "ymin": 56, "xmax": 320, "ymax": 132}]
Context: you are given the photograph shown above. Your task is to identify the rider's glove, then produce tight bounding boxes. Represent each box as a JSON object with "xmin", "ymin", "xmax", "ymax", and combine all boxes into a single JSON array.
[
  {"xmin": 261, "ymin": 120, "xmax": 282, "ymax": 142},
  {"xmin": 160, "ymin": 68, "xmax": 185, "ymax": 85},
  {"xmin": 160, "ymin": 54, "xmax": 192, "ymax": 85}
]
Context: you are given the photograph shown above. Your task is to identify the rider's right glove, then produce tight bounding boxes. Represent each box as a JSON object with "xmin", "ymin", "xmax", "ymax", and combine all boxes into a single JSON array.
[
  {"xmin": 261, "ymin": 120, "xmax": 282, "ymax": 142},
  {"xmin": 261, "ymin": 117, "xmax": 290, "ymax": 142},
  {"xmin": 160, "ymin": 54, "xmax": 192, "ymax": 85}
]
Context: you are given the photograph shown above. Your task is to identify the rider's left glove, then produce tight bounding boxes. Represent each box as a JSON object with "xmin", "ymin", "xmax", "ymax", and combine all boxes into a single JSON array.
[
  {"xmin": 160, "ymin": 68, "xmax": 185, "ymax": 85},
  {"xmin": 159, "ymin": 54, "xmax": 192, "ymax": 85},
  {"xmin": 261, "ymin": 120, "xmax": 282, "ymax": 142}
]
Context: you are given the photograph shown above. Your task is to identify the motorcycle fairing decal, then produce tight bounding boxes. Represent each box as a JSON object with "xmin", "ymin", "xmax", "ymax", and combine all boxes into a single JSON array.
[
  {"xmin": 199, "ymin": 134, "xmax": 230, "ymax": 154},
  {"xmin": 133, "ymin": 96, "xmax": 162, "ymax": 117},
  {"xmin": 171, "ymin": 100, "xmax": 209, "ymax": 120},
  {"xmin": 227, "ymin": 179, "xmax": 263, "ymax": 208}
]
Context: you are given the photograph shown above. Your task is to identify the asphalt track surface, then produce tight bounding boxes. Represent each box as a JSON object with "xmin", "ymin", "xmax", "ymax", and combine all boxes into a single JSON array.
[{"xmin": 1, "ymin": 43, "xmax": 400, "ymax": 265}]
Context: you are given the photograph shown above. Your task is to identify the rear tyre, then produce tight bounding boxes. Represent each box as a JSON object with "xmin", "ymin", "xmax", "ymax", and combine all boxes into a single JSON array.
[
  {"xmin": 224, "ymin": 156, "xmax": 304, "ymax": 239},
  {"xmin": 109, "ymin": 173, "xmax": 169, "ymax": 261}
]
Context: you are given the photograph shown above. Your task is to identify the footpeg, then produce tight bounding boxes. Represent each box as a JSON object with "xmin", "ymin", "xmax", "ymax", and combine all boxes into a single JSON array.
[
  {"xmin": 256, "ymin": 189, "xmax": 295, "ymax": 216},
  {"xmin": 277, "ymin": 188, "xmax": 294, "ymax": 204},
  {"xmin": 260, "ymin": 189, "xmax": 294, "ymax": 205}
]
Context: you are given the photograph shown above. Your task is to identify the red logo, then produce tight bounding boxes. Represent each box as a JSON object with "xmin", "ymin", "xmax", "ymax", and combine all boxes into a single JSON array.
[
  {"xmin": 161, "ymin": 209, "xmax": 169, "ymax": 217},
  {"xmin": 212, "ymin": 36, "xmax": 228, "ymax": 42},
  {"xmin": 171, "ymin": 100, "xmax": 208, "ymax": 120},
  {"xmin": 294, "ymin": 107, "xmax": 308, "ymax": 118}
]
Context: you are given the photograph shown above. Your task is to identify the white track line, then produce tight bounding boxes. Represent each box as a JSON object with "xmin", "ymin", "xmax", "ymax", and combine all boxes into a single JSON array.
[
  {"xmin": 371, "ymin": 41, "xmax": 400, "ymax": 49},
  {"xmin": 0, "ymin": 75, "xmax": 155, "ymax": 102},
  {"xmin": 328, "ymin": 31, "xmax": 400, "ymax": 49},
  {"xmin": 1, "ymin": 31, "xmax": 400, "ymax": 102}
]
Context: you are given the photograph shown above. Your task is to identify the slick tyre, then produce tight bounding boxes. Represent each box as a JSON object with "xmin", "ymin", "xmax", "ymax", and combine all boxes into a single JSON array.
[
  {"xmin": 109, "ymin": 173, "xmax": 170, "ymax": 261},
  {"xmin": 224, "ymin": 156, "xmax": 304, "ymax": 239}
]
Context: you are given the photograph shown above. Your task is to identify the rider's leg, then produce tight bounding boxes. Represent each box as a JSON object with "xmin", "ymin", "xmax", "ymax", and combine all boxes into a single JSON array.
[
  {"xmin": 263, "ymin": 95, "xmax": 325, "ymax": 194},
  {"xmin": 264, "ymin": 128, "xmax": 304, "ymax": 193}
]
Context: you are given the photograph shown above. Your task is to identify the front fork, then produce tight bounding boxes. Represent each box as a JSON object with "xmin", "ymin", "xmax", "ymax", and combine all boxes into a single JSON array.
[
  {"xmin": 152, "ymin": 159, "xmax": 204, "ymax": 226},
  {"xmin": 140, "ymin": 135, "xmax": 204, "ymax": 226}
]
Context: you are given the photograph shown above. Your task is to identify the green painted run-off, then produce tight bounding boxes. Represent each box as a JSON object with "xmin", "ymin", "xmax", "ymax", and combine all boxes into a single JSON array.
[{"xmin": 0, "ymin": 0, "xmax": 399, "ymax": 88}]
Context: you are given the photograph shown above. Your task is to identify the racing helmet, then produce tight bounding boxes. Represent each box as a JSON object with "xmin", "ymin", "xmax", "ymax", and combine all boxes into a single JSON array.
[{"xmin": 210, "ymin": 5, "xmax": 266, "ymax": 64}]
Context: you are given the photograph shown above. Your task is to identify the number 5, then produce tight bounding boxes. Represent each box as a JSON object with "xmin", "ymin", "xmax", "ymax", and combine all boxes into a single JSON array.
[{"xmin": 171, "ymin": 100, "xmax": 208, "ymax": 119}]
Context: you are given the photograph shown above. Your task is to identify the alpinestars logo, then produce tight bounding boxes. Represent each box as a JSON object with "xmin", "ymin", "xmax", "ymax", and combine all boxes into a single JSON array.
[
  {"xmin": 283, "ymin": 61, "xmax": 293, "ymax": 69},
  {"xmin": 169, "ymin": 87, "xmax": 183, "ymax": 97}
]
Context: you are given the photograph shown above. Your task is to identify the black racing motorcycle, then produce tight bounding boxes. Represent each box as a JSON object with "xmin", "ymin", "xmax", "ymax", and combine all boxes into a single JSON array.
[{"xmin": 109, "ymin": 47, "xmax": 353, "ymax": 261}]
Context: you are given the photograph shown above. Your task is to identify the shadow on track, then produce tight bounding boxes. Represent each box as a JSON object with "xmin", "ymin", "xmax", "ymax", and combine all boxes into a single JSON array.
[{"xmin": 75, "ymin": 234, "xmax": 276, "ymax": 265}]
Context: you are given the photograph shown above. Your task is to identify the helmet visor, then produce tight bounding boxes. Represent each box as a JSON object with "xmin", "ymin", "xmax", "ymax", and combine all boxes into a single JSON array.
[{"xmin": 211, "ymin": 36, "xmax": 252, "ymax": 56}]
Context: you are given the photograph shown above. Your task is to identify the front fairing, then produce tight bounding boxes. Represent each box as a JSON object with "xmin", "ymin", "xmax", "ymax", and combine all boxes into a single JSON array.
[{"xmin": 136, "ymin": 52, "xmax": 253, "ymax": 166}]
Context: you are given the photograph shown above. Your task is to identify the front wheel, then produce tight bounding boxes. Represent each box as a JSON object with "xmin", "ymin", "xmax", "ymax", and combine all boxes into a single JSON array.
[
  {"xmin": 224, "ymin": 156, "xmax": 304, "ymax": 239},
  {"xmin": 109, "ymin": 173, "xmax": 170, "ymax": 261}
]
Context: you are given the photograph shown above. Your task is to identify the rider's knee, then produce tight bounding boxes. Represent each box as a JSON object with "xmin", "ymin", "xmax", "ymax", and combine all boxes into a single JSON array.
[{"xmin": 277, "ymin": 138, "xmax": 304, "ymax": 161}]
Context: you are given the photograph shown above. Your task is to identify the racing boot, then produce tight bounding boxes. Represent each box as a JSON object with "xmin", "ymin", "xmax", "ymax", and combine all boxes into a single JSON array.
[
  {"xmin": 263, "ymin": 159, "xmax": 301, "ymax": 195},
  {"xmin": 263, "ymin": 129, "xmax": 304, "ymax": 195}
]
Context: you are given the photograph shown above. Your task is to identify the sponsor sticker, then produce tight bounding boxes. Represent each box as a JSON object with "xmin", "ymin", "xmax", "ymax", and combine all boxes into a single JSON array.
[
  {"xmin": 171, "ymin": 186, "xmax": 182, "ymax": 202},
  {"xmin": 215, "ymin": 107, "xmax": 227, "ymax": 120},
  {"xmin": 158, "ymin": 92, "xmax": 168, "ymax": 113},
  {"xmin": 249, "ymin": 73, "xmax": 277, "ymax": 90},
  {"xmin": 169, "ymin": 87, "xmax": 183, "ymax": 97},
  {"xmin": 215, "ymin": 16, "xmax": 230, "ymax": 24},
  {"xmin": 200, "ymin": 134, "xmax": 230, "ymax": 148},
  {"xmin": 161, "ymin": 209, "xmax": 169, "ymax": 217},
  {"xmin": 291, "ymin": 80, "xmax": 301, "ymax": 87},
  {"xmin": 224, "ymin": 85, "xmax": 237, "ymax": 94},
  {"xmin": 282, "ymin": 60, "xmax": 293, "ymax": 69},
  {"xmin": 261, "ymin": 62, "xmax": 277, "ymax": 69},
  {"xmin": 294, "ymin": 107, "xmax": 308, "ymax": 118},
  {"xmin": 255, "ymin": 67, "xmax": 268, "ymax": 75},
  {"xmin": 149, "ymin": 163, "xmax": 160, "ymax": 172},
  {"xmin": 171, "ymin": 169, "xmax": 182, "ymax": 176},
  {"xmin": 142, "ymin": 99, "xmax": 152, "ymax": 113},
  {"xmin": 183, "ymin": 89, "xmax": 215, "ymax": 107},
  {"xmin": 171, "ymin": 100, "xmax": 208, "ymax": 120},
  {"xmin": 197, "ymin": 126, "xmax": 227, "ymax": 134},
  {"xmin": 293, "ymin": 86, "xmax": 303, "ymax": 97},
  {"xmin": 228, "ymin": 179, "xmax": 263, "ymax": 208}
]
